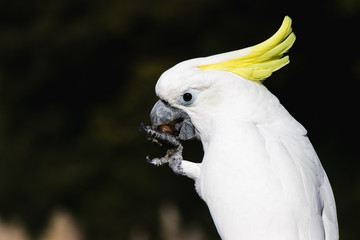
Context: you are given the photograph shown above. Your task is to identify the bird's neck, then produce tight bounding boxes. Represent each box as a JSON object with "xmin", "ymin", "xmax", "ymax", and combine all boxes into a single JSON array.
[
  {"xmin": 198, "ymin": 102, "xmax": 306, "ymax": 160},
  {"xmin": 202, "ymin": 120, "xmax": 263, "ymax": 158}
]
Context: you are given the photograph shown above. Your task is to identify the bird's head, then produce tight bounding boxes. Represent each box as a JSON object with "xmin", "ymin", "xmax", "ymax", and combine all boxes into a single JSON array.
[{"xmin": 149, "ymin": 16, "xmax": 295, "ymax": 142}]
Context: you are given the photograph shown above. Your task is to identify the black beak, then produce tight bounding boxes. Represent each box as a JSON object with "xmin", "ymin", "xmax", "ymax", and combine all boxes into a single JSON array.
[{"xmin": 150, "ymin": 100, "xmax": 198, "ymax": 141}]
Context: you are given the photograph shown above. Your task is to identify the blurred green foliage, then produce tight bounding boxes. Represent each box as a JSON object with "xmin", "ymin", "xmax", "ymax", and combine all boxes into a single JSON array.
[{"xmin": 0, "ymin": 0, "xmax": 359, "ymax": 239}]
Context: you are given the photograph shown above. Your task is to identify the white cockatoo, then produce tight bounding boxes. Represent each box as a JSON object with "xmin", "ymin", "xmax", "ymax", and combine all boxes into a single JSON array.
[{"xmin": 141, "ymin": 16, "xmax": 339, "ymax": 240}]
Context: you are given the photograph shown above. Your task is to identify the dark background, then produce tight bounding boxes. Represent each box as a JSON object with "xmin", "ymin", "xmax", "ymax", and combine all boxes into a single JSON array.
[{"xmin": 0, "ymin": 0, "xmax": 359, "ymax": 239}]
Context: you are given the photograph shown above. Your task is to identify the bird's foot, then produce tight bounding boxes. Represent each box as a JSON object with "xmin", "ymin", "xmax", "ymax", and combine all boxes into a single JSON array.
[
  {"xmin": 139, "ymin": 122, "xmax": 181, "ymax": 147},
  {"xmin": 140, "ymin": 122, "xmax": 184, "ymax": 175},
  {"xmin": 145, "ymin": 145, "xmax": 184, "ymax": 175}
]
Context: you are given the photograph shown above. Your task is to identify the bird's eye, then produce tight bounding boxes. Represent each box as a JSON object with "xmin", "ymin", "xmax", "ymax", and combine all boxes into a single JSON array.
[{"xmin": 180, "ymin": 90, "xmax": 196, "ymax": 106}]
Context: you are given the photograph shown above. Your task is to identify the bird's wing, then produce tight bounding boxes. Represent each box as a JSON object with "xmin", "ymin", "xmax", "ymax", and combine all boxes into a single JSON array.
[
  {"xmin": 319, "ymin": 159, "xmax": 339, "ymax": 239},
  {"xmin": 258, "ymin": 110, "xmax": 338, "ymax": 240}
]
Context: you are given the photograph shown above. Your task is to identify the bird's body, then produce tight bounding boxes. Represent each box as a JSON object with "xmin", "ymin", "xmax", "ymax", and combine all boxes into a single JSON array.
[
  {"xmin": 197, "ymin": 78, "xmax": 337, "ymax": 239},
  {"xmin": 142, "ymin": 17, "xmax": 339, "ymax": 240}
]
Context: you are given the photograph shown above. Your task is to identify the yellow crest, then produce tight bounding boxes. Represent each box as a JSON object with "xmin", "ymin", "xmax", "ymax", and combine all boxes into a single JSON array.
[{"xmin": 198, "ymin": 16, "xmax": 296, "ymax": 83}]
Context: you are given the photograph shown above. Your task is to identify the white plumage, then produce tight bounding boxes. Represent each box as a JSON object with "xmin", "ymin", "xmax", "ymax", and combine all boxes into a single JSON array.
[{"xmin": 149, "ymin": 17, "xmax": 339, "ymax": 240}]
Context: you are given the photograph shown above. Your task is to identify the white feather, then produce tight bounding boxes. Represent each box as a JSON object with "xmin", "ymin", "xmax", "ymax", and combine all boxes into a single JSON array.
[{"xmin": 155, "ymin": 52, "xmax": 338, "ymax": 240}]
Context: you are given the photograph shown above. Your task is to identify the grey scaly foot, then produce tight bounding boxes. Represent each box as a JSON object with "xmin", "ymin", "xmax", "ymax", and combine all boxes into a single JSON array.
[
  {"xmin": 140, "ymin": 122, "xmax": 201, "ymax": 181},
  {"xmin": 146, "ymin": 144, "xmax": 184, "ymax": 175},
  {"xmin": 139, "ymin": 122, "xmax": 181, "ymax": 147},
  {"xmin": 140, "ymin": 122, "xmax": 185, "ymax": 175}
]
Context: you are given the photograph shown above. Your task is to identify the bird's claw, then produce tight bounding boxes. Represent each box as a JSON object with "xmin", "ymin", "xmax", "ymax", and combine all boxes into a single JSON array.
[
  {"xmin": 146, "ymin": 156, "xmax": 164, "ymax": 166},
  {"xmin": 140, "ymin": 122, "xmax": 184, "ymax": 174},
  {"xmin": 139, "ymin": 122, "xmax": 181, "ymax": 147},
  {"xmin": 139, "ymin": 122, "xmax": 147, "ymax": 132},
  {"xmin": 146, "ymin": 155, "xmax": 170, "ymax": 166},
  {"xmin": 145, "ymin": 156, "xmax": 153, "ymax": 164}
]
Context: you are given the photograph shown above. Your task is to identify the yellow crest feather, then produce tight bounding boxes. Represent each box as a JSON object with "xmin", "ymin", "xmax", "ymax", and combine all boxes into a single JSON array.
[{"xmin": 198, "ymin": 16, "xmax": 296, "ymax": 83}]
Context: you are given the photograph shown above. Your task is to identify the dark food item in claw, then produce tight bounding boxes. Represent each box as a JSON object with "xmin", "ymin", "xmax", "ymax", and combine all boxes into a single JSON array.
[
  {"xmin": 157, "ymin": 124, "xmax": 174, "ymax": 135},
  {"xmin": 140, "ymin": 122, "xmax": 183, "ymax": 164}
]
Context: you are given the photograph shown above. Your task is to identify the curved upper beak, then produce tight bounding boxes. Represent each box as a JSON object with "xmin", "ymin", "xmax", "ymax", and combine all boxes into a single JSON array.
[
  {"xmin": 150, "ymin": 100, "xmax": 185, "ymax": 127},
  {"xmin": 150, "ymin": 100, "xmax": 198, "ymax": 141}
]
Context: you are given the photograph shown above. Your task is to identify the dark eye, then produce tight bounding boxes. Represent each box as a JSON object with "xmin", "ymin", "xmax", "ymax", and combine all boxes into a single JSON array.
[
  {"xmin": 180, "ymin": 90, "xmax": 196, "ymax": 106},
  {"xmin": 183, "ymin": 92, "xmax": 192, "ymax": 102}
]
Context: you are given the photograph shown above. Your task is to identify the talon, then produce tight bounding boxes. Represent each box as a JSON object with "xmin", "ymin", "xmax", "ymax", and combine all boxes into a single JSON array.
[
  {"xmin": 146, "ymin": 156, "xmax": 154, "ymax": 164},
  {"xmin": 139, "ymin": 122, "xmax": 148, "ymax": 132}
]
